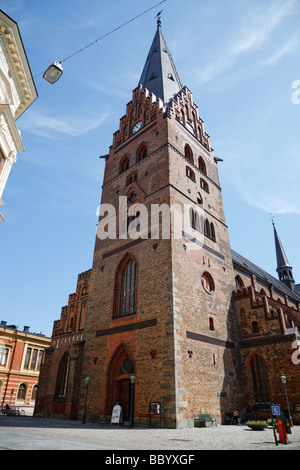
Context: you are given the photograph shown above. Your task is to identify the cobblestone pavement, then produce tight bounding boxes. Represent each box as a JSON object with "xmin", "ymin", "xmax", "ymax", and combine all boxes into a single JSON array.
[{"xmin": 0, "ymin": 416, "xmax": 299, "ymax": 451}]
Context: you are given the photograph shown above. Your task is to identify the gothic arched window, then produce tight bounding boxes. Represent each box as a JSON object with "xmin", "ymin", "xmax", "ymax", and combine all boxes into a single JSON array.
[
  {"xmin": 190, "ymin": 208, "xmax": 200, "ymax": 231},
  {"xmin": 200, "ymin": 178, "xmax": 209, "ymax": 193},
  {"xmin": 204, "ymin": 219, "xmax": 211, "ymax": 238},
  {"xmin": 55, "ymin": 352, "xmax": 70, "ymax": 399},
  {"xmin": 184, "ymin": 144, "xmax": 194, "ymax": 164},
  {"xmin": 198, "ymin": 156, "xmax": 207, "ymax": 175},
  {"xmin": 120, "ymin": 155, "xmax": 130, "ymax": 174},
  {"xmin": 136, "ymin": 144, "xmax": 147, "ymax": 163},
  {"xmin": 186, "ymin": 166, "xmax": 195, "ymax": 182},
  {"xmin": 235, "ymin": 275, "xmax": 244, "ymax": 290},
  {"xmin": 197, "ymin": 192, "xmax": 203, "ymax": 205},
  {"xmin": 126, "ymin": 171, "xmax": 137, "ymax": 186},
  {"xmin": 250, "ymin": 354, "xmax": 270, "ymax": 405},
  {"xmin": 210, "ymin": 223, "xmax": 216, "ymax": 241},
  {"xmin": 114, "ymin": 255, "xmax": 137, "ymax": 318}
]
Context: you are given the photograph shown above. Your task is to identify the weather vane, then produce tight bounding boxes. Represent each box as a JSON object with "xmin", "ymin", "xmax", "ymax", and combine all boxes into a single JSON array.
[{"xmin": 156, "ymin": 9, "xmax": 164, "ymax": 26}]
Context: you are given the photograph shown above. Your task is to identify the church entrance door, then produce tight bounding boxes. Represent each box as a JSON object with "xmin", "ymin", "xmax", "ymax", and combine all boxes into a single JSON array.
[{"xmin": 116, "ymin": 378, "xmax": 130, "ymax": 421}]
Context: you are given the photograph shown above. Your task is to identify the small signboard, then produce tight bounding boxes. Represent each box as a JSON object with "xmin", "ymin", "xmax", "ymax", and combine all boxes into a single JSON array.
[
  {"xmin": 270, "ymin": 404, "xmax": 289, "ymax": 446},
  {"xmin": 149, "ymin": 402, "xmax": 161, "ymax": 415},
  {"xmin": 271, "ymin": 405, "xmax": 281, "ymax": 417},
  {"xmin": 149, "ymin": 402, "xmax": 162, "ymax": 428},
  {"xmin": 110, "ymin": 403, "xmax": 123, "ymax": 425}
]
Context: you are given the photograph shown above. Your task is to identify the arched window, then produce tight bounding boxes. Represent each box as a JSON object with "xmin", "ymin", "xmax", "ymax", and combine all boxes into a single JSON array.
[
  {"xmin": 55, "ymin": 352, "xmax": 70, "ymax": 399},
  {"xmin": 204, "ymin": 219, "xmax": 211, "ymax": 238},
  {"xmin": 235, "ymin": 275, "xmax": 244, "ymax": 290},
  {"xmin": 126, "ymin": 171, "xmax": 137, "ymax": 186},
  {"xmin": 190, "ymin": 208, "xmax": 196, "ymax": 230},
  {"xmin": 190, "ymin": 208, "xmax": 200, "ymax": 231},
  {"xmin": 249, "ymin": 355, "xmax": 270, "ymax": 405},
  {"xmin": 181, "ymin": 109, "xmax": 185, "ymax": 125},
  {"xmin": 120, "ymin": 155, "xmax": 130, "ymax": 174},
  {"xmin": 185, "ymin": 105, "xmax": 190, "ymax": 122},
  {"xmin": 127, "ymin": 191, "xmax": 137, "ymax": 205},
  {"xmin": 198, "ymin": 126, "xmax": 202, "ymax": 141},
  {"xmin": 184, "ymin": 144, "xmax": 193, "ymax": 164},
  {"xmin": 197, "ymin": 192, "xmax": 203, "ymax": 205},
  {"xmin": 136, "ymin": 144, "xmax": 147, "ymax": 162},
  {"xmin": 17, "ymin": 383, "xmax": 27, "ymax": 401},
  {"xmin": 210, "ymin": 223, "xmax": 216, "ymax": 241},
  {"xmin": 200, "ymin": 178, "xmax": 209, "ymax": 193},
  {"xmin": 126, "ymin": 189, "xmax": 141, "ymax": 233},
  {"xmin": 198, "ymin": 156, "xmax": 207, "ymax": 175},
  {"xmin": 186, "ymin": 166, "xmax": 195, "ymax": 182},
  {"xmin": 114, "ymin": 256, "xmax": 137, "ymax": 318},
  {"xmin": 31, "ymin": 385, "xmax": 38, "ymax": 402}
]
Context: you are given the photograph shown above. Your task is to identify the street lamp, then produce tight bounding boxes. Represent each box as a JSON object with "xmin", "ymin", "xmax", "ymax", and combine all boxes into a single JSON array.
[
  {"xmin": 129, "ymin": 373, "xmax": 135, "ymax": 428},
  {"xmin": 43, "ymin": 61, "xmax": 63, "ymax": 84},
  {"xmin": 280, "ymin": 374, "xmax": 293, "ymax": 427},
  {"xmin": 82, "ymin": 375, "xmax": 90, "ymax": 424}
]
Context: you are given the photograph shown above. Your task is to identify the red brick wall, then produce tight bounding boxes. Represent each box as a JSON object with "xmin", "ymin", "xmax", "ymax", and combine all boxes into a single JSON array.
[
  {"xmin": 80, "ymin": 85, "xmax": 245, "ymax": 427},
  {"xmin": 35, "ymin": 85, "xmax": 300, "ymax": 427}
]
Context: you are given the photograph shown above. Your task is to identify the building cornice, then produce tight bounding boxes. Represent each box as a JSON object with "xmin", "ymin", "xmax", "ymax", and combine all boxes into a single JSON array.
[
  {"xmin": 0, "ymin": 10, "xmax": 38, "ymax": 120},
  {"xmin": 0, "ymin": 104, "xmax": 24, "ymax": 152}
]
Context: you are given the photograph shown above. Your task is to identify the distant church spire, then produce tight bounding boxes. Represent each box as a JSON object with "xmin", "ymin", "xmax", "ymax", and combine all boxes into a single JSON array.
[
  {"xmin": 139, "ymin": 16, "xmax": 183, "ymax": 105},
  {"xmin": 272, "ymin": 219, "xmax": 295, "ymax": 291}
]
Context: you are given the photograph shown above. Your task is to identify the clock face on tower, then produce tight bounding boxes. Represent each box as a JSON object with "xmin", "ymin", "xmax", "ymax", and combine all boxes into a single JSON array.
[
  {"xmin": 132, "ymin": 121, "xmax": 142, "ymax": 134},
  {"xmin": 186, "ymin": 122, "xmax": 195, "ymax": 135}
]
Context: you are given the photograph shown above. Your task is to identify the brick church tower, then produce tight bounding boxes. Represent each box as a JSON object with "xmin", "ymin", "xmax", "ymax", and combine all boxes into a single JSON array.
[{"xmin": 82, "ymin": 18, "xmax": 245, "ymax": 427}]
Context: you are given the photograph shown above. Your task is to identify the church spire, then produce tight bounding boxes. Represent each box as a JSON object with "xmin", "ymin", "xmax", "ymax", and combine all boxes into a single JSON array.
[
  {"xmin": 139, "ymin": 16, "xmax": 182, "ymax": 105},
  {"xmin": 272, "ymin": 221, "xmax": 295, "ymax": 291}
]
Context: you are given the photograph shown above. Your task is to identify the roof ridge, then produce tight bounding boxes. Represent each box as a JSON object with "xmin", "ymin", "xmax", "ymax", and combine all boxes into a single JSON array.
[{"xmin": 231, "ymin": 249, "xmax": 300, "ymax": 302}]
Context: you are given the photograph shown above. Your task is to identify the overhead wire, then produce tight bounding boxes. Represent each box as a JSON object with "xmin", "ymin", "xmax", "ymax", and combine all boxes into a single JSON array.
[{"xmin": 34, "ymin": 0, "xmax": 166, "ymax": 79}]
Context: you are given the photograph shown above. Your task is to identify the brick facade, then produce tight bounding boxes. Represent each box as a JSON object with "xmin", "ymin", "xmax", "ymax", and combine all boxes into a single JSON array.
[
  {"xmin": 34, "ymin": 270, "xmax": 90, "ymax": 419},
  {"xmin": 35, "ymin": 26, "xmax": 300, "ymax": 427},
  {"xmin": 0, "ymin": 323, "xmax": 50, "ymax": 415}
]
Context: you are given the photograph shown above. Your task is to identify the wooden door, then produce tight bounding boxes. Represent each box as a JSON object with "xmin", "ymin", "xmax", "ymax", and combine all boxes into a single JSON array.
[{"xmin": 117, "ymin": 379, "xmax": 130, "ymax": 420}]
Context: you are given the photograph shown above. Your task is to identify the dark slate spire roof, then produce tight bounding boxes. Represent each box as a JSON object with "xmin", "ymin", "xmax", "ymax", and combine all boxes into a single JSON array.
[
  {"xmin": 273, "ymin": 222, "xmax": 295, "ymax": 291},
  {"xmin": 139, "ymin": 17, "xmax": 182, "ymax": 105},
  {"xmin": 273, "ymin": 223, "xmax": 291, "ymax": 270}
]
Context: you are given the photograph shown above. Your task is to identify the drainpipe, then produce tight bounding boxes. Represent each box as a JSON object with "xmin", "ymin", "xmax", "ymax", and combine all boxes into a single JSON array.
[{"xmin": 1, "ymin": 329, "xmax": 18, "ymax": 407}]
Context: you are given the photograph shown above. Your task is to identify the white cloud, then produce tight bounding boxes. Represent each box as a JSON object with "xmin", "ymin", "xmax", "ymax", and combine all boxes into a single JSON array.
[
  {"xmin": 19, "ymin": 109, "xmax": 112, "ymax": 139},
  {"xmin": 235, "ymin": 176, "xmax": 300, "ymax": 214},
  {"xmin": 197, "ymin": 0, "xmax": 298, "ymax": 84},
  {"xmin": 223, "ymin": 142, "xmax": 300, "ymax": 215},
  {"xmin": 257, "ymin": 36, "xmax": 298, "ymax": 68}
]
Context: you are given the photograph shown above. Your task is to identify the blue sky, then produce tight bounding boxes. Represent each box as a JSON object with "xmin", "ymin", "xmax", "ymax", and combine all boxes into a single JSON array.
[{"xmin": 1, "ymin": 0, "xmax": 300, "ymax": 337}]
